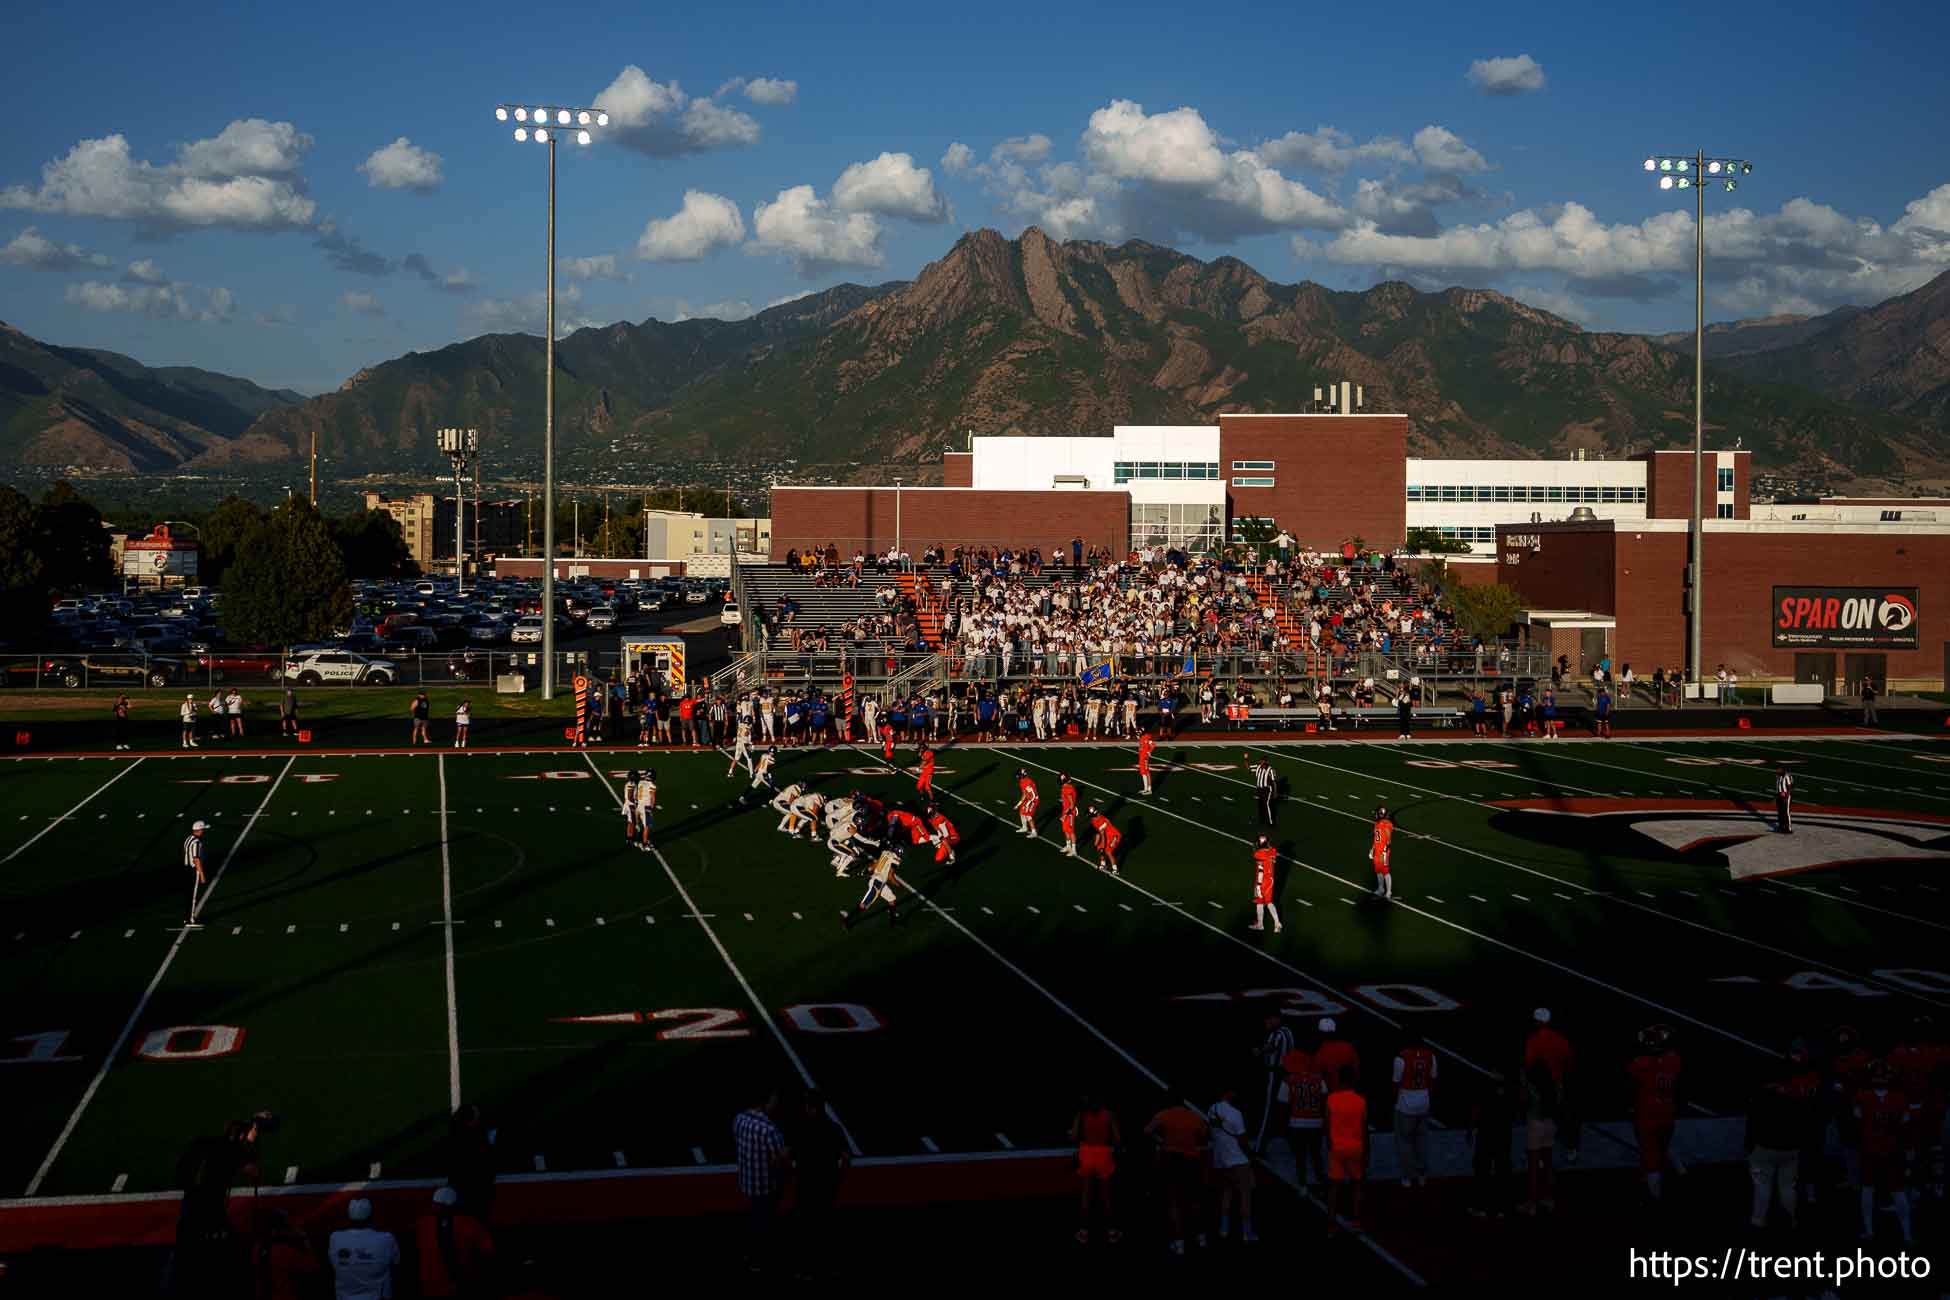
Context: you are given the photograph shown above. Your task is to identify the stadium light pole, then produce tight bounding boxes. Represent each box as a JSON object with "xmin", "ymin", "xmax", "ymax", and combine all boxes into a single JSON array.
[
  {"xmin": 494, "ymin": 101, "xmax": 606, "ymax": 698},
  {"xmin": 436, "ymin": 427, "xmax": 478, "ymax": 594},
  {"xmin": 893, "ymin": 477, "xmax": 903, "ymax": 558},
  {"xmin": 1642, "ymin": 151, "xmax": 1752, "ymax": 698}
]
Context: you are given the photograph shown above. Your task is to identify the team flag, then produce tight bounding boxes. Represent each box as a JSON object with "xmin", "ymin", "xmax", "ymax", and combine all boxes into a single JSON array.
[
  {"xmin": 1179, "ymin": 648, "xmax": 1197, "ymax": 676},
  {"xmin": 1078, "ymin": 661, "xmax": 1114, "ymax": 687}
]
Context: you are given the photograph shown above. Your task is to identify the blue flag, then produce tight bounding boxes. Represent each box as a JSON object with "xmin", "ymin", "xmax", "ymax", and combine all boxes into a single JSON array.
[
  {"xmin": 1179, "ymin": 648, "xmax": 1197, "ymax": 676},
  {"xmin": 1078, "ymin": 661, "xmax": 1113, "ymax": 687}
]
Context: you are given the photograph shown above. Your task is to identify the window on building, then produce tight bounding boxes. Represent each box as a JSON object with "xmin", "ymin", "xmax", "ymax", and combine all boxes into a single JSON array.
[
  {"xmin": 1231, "ymin": 459, "xmax": 1276, "ymax": 472},
  {"xmin": 1716, "ymin": 503, "xmax": 1734, "ymax": 519},
  {"xmin": 1440, "ymin": 485, "xmax": 1459, "ymax": 502},
  {"xmin": 1529, "ymin": 486, "xmax": 1548, "ymax": 502},
  {"xmin": 1113, "ymin": 462, "xmax": 1135, "ymax": 484},
  {"xmin": 1405, "ymin": 485, "xmax": 1423, "ymax": 501},
  {"xmin": 1160, "ymin": 463, "xmax": 1184, "ymax": 479},
  {"xmin": 1493, "ymin": 485, "xmax": 1512, "ymax": 502},
  {"xmin": 1546, "ymin": 486, "xmax": 1564, "ymax": 503},
  {"xmin": 1600, "ymin": 487, "xmax": 1619, "ymax": 503},
  {"xmin": 1717, "ymin": 467, "xmax": 1735, "ymax": 492},
  {"xmin": 1228, "ymin": 514, "xmax": 1276, "ymax": 545},
  {"xmin": 1582, "ymin": 487, "xmax": 1601, "ymax": 503},
  {"xmin": 1231, "ymin": 476, "xmax": 1276, "ymax": 488}
]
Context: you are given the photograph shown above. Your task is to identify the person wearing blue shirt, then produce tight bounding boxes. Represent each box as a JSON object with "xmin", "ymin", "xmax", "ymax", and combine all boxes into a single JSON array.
[
  {"xmin": 1470, "ymin": 688, "xmax": 1488, "ymax": 737},
  {"xmin": 1594, "ymin": 686, "xmax": 1613, "ymax": 739}
]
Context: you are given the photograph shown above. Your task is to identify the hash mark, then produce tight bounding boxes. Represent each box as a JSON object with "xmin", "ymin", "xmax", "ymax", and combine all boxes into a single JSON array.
[
  {"xmin": 1426, "ymin": 895, "xmax": 1446, "ymax": 903},
  {"xmin": 1552, "ymin": 892, "xmax": 1573, "ymax": 901},
  {"xmin": 691, "ymin": 1147, "xmax": 707, "ymax": 1165},
  {"xmin": 368, "ymin": 1162, "xmax": 381, "ymax": 1179},
  {"xmin": 921, "ymin": 1136, "xmax": 940, "ymax": 1153},
  {"xmin": 1027, "ymin": 906, "xmax": 1041, "ymax": 915},
  {"xmin": 596, "ymin": 917, "xmax": 606, "ymax": 926},
  {"xmin": 230, "ymin": 926, "xmax": 242, "ymax": 936},
  {"xmin": 1118, "ymin": 903, "xmax": 1133, "ymax": 912},
  {"xmin": 1338, "ymin": 899, "xmax": 1356, "ymax": 906},
  {"xmin": 1469, "ymin": 894, "xmax": 1488, "ymax": 902},
  {"xmin": 111, "ymin": 1173, "xmax": 126, "ymax": 1193},
  {"xmin": 1073, "ymin": 904, "xmax": 1087, "ymax": 913},
  {"xmin": 285, "ymin": 925, "xmax": 295, "ymax": 934},
  {"xmin": 1205, "ymin": 900, "xmax": 1223, "ymax": 910},
  {"xmin": 284, "ymin": 1167, "xmax": 296, "ymax": 1185},
  {"xmin": 1636, "ymin": 891, "xmax": 1657, "ymax": 899},
  {"xmin": 792, "ymin": 911, "xmax": 803, "ymax": 920},
  {"xmin": 123, "ymin": 929, "xmax": 134, "ymax": 939},
  {"xmin": 981, "ymin": 906, "xmax": 994, "ymax": 915},
  {"xmin": 1295, "ymin": 899, "xmax": 1313, "ymax": 907},
  {"xmin": 546, "ymin": 918, "xmax": 555, "ymax": 927},
  {"xmin": 494, "ymin": 919, "xmax": 503, "ymax": 929},
  {"xmin": 743, "ymin": 912, "xmax": 754, "ymax": 921},
  {"xmin": 995, "ymin": 1132, "xmax": 1014, "ymax": 1150},
  {"xmin": 338, "ymin": 923, "xmax": 348, "ymax": 933},
  {"xmin": 613, "ymin": 1151, "xmax": 626, "ymax": 1168},
  {"xmin": 533, "ymin": 1155, "xmax": 546, "ymax": 1172}
]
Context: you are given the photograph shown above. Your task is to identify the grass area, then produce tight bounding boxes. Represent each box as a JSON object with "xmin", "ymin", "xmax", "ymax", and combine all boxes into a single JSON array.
[{"xmin": 3, "ymin": 733, "xmax": 1947, "ymax": 1278}]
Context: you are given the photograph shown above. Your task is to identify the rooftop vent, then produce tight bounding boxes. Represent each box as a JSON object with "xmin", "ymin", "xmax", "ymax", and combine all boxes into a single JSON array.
[{"xmin": 1567, "ymin": 505, "xmax": 1597, "ymax": 522}]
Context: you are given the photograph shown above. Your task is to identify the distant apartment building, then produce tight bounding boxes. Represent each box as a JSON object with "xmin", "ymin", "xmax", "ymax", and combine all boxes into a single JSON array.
[{"xmin": 362, "ymin": 492, "xmax": 527, "ymax": 570}]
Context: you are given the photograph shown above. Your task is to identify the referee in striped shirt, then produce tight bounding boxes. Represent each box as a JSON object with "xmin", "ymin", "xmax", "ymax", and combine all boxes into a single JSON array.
[
  {"xmin": 183, "ymin": 819, "xmax": 209, "ymax": 929},
  {"xmin": 1252, "ymin": 1005, "xmax": 1296, "ymax": 1148},
  {"xmin": 1249, "ymin": 754, "xmax": 1279, "ymax": 826}
]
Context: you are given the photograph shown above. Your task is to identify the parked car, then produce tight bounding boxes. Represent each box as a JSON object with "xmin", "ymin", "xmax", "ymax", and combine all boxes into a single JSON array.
[
  {"xmin": 68, "ymin": 654, "xmax": 185, "ymax": 688},
  {"xmin": 719, "ymin": 600, "xmax": 743, "ymax": 627},
  {"xmin": 586, "ymin": 606, "xmax": 617, "ymax": 631},
  {"xmin": 684, "ymin": 585, "xmax": 709, "ymax": 604},
  {"xmin": 195, "ymin": 651, "xmax": 285, "ymax": 683},
  {"xmin": 510, "ymin": 616, "xmax": 544, "ymax": 644},
  {"xmin": 467, "ymin": 619, "xmax": 509, "ymax": 645},
  {"xmin": 282, "ymin": 651, "xmax": 399, "ymax": 686}
]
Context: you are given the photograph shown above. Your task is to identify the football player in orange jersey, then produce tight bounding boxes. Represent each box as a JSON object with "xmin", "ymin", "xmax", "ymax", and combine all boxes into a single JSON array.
[
  {"xmin": 1854, "ymin": 1060, "xmax": 1914, "ymax": 1243},
  {"xmin": 1060, "ymin": 801, "xmax": 1080, "ymax": 856},
  {"xmin": 1137, "ymin": 730, "xmax": 1157, "ymax": 795},
  {"xmin": 1088, "ymin": 805, "xmax": 1121, "ymax": 874},
  {"xmin": 1249, "ymin": 834, "xmax": 1281, "ymax": 933},
  {"xmin": 915, "ymin": 745, "xmax": 937, "ymax": 800},
  {"xmin": 1015, "ymin": 768, "xmax": 1040, "ymax": 836},
  {"xmin": 924, "ymin": 804, "xmax": 959, "ymax": 865},
  {"xmin": 1369, "ymin": 804, "xmax": 1394, "ymax": 900},
  {"xmin": 1626, "ymin": 1024, "xmax": 1686, "ymax": 1200}
]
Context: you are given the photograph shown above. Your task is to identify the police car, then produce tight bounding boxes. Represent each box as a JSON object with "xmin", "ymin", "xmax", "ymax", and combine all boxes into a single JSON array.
[{"xmin": 282, "ymin": 651, "xmax": 399, "ymax": 686}]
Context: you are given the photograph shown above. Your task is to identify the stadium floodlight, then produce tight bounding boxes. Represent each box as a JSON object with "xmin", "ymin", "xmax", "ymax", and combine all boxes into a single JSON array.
[
  {"xmin": 1643, "ymin": 157, "xmax": 1656, "ymax": 171},
  {"xmin": 436, "ymin": 428, "xmax": 480, "ymax": 594},
  {"xmin": 492, "ymin": 103, "xmax": 607, "ymax": 700},
  {"xmin": 577, "ymin": 130, "xmax": 591, "ymax": 146},
  {"xmin": 1639, "ymin": 149, "xmax": 1755, "ymax": 697}
]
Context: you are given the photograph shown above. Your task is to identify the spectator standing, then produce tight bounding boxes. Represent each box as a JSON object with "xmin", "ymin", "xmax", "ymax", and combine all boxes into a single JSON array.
[
  {"xmin": 1650, "ymin": 667, "xmax": 1666, "ymax": 710},
  {"xmin": 454, "ymin": 700, "xmax": 471, "ymax": 749},
  {"xmin": 1315, "ymin": 1017, "xmax": 1361, "ymax": 1093},
  {"xmin": 1747, "ymin": 1041, "xmax": 1820, "ymax": 1229},
  {"xmin": 1206, "ymin": 1088, "xmax": 1256, "ymax": 1243},
  {"xmin": 181, "ymin": 692, "xmax": 199, "ymax": 749},
  {"xmin": 112, "ymin": 692, "xmax": 131, "ymax": 750},
  {"xmin": 254, "ymin": 1209, "xmax": 320, "ymax": 1300},
  {"xmin": 1467, "ymin": 1072, "xmax": 1517, "ymax": 1218},
  {"xmin": 444, "ymin": 1104, "xmax": 497, "ymax": 1219},
  {"xmin": 1524, "ymin": 1008, "xmax": 1579, "ymax": 1165},
  {"xmin": 1861, "ymin": 677, "xmax": 1879, "ymax": 726},
  {"xmin": 1620, "ymin": 663, "xmax": 1635, "ymax": 703},
  {"xmin": 1144, "ymin": 1097, "xmax": 1211, "ymax": 1255},
  {"xmin": 410, "ymin": 692, "xmax": 431, "ymax": 746},
  {"xmin": 327, "ymin": 1198, "xmax": 399, "ymax": 1300},
  {"xmin": 794, "ymin": 1091, "xmax": 850, "ymax": 1271},
  {"xmin": 1395, "ymin": 685, "xmax": 1413, "ymax": 739},
  {"xmin": 280, "ymin": 685, "xmax": 299, "ymax": 739},
  {"xmin": 733, "ymin": 1091, "xmax": 790, "ymax": 1272},
  {"xmin": 225, "ymin": 688, "xmax": 244, "ymax": 738},
  {"xmin": 1324, "ymin": 1067, "xmax": 1368, "ymax": 1234},
  {"xmin": 1715, "ymin": 664, "xmax": 1729, "ymax": 705},
  {"xmin": 416, "ymin": 1186, "xmax": 494, "ymax": 1298},
  {"xmin": 1392, "ymin": 1034, "xmax": 1437, "ymax": 1188},
  {"xmin": 1594, "ymin": 685, "xmax": 1613, "ymax": 739},
  {"xmin": 1070, "ymin": 1093, "xmax": 1121, "ymax": 1244},
  {"xmin": 1727, "ymin": 668, "xmax": 1741, "ymax": 706},
  {"xmin": 1520, "ymin": 1061, "xmax": 1560, "ymax": 1216}
]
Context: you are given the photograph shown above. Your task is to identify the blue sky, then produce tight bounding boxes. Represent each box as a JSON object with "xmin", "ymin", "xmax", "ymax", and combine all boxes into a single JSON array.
[{"xmin": 4, "ymin": 0, "xmax": 1948, "ymax": 394}]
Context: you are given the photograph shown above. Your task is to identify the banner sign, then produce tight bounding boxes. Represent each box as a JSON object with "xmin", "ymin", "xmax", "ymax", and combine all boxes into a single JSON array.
[{"xmin": 1772, "ymin": 587, "xmax": 1918, "ymax": 649}]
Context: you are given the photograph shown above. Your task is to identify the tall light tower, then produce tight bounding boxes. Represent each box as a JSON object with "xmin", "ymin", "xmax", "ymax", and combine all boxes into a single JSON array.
[
  {"xmin": 1642, "ymin": 151, "xmax": 1752, "ymax": 696},
  {"xmin": 436, "ymin": 427, "xmax": 478, "ymax": 594},
  {"xmin": 494, "ymin": 100, "xmax": 606, "ymax": 698}
]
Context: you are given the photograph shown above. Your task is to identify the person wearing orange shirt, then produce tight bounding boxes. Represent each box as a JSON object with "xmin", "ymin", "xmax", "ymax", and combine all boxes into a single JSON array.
[
  {"xmin": 1325, "ymin": 1066, "xmax": 1368, "ymax": 1234},
  {"xmin": 1137, "ymin": 730, "xmax": 1157, "ymax": 796},
  {"xmin": 1070, "ymin": 1094, "xmax": 1122, "ymax": 1246},
  {"xmin": 1279, "ymin": 1048, "xmax": 1330, "ymax": 1187},
  {"xmin": 1249, "ymin": 835, "xmax": 1282, "ymax": 934},
  {"xmin": 1525, "ymin": 1007, "xmax": 1580, "ymax": 1165},
  {"xmin": 924, "ymin": 804, "xmax": 959, "ymax": 866},
  {"xmin": 1088, "ymin": 806, "xmax": 1122, "ymax": 875},
  {"xmin": 880, "ymin": 720, "xmax": 895, "ymax": 761},
  {"xmin": 1144, "ymin": 1098, "xmax": 1211, "ymax": 1256},
  {"xmin": 1393, "ymin": 1033, "xmax": 1438, "ymax": 1188},
  {"xmin": 416, "ymin": 1186, "xmax": 495, "ymax": 1297},
  {"xmin": 1369, "ymin": 804, "xmax": 1394, "ymax": 900},
  {"xmin": 885, "ymin": 806, "xmax": 930, "ymax": 848},
  {"xmin": 1854, "ymin": 1061, "xmax": 1914, "ymax": 1244},
  {"xmin": 1315, "ymin": 1017, "xmax": 1361, "ymax": 1093},
  {"xmin": 1626, "ymin": 1024, "xmax": 1686, "ymax": 1200},
  {"xmin": 915, "ymin": 746, "xmax": 937, "ymax": 800},
  {"xmin": 1015, "ymin": 769, "xmax": 1039, "ymax": 836},
  {"xmin": 1887, "ymin": 1015, "xmax": 1948, "ymax": 1201}
]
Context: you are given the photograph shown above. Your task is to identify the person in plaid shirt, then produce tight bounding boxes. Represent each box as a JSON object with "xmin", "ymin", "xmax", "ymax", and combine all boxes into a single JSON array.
[{"xmin": 734, "ymin": 1091, "xmax": 790, "ymax": 1272}]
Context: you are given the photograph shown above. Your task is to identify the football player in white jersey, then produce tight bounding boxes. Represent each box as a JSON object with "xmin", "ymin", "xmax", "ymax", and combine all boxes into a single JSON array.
[
  {"xmin": 770, "ymin": 781, "xmax": 805, "ymax": 820},
  {"xmin": 726, "ymin": 715, "xmax": 756, "ymax": 779},
  {"xmin": 787, "ymin": 789, "xmax": 826, "ymax": 840},
  {"xmin": 633, "ymin": 768, "xmax": 657, "ymax": 851},
  {"xmin": 621, "ymin": 769, "xmax": 643, "ymax": 846},
  {"xmin": 747, "ymin": 746, "xmax": 778, "ymax": 798},
  {"xmin": 842, "ymin": 846, "xmax": 902, "ymax": 929}
]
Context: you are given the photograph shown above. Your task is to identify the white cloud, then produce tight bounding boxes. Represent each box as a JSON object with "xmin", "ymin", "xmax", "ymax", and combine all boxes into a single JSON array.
[
  {"xmin": 718, "ymin": 76, "xmax": 797, "ymax": 106},
  {"xmin": 121, "ymin": 258, "xmax": 167, "ymax": 284},
  {"xmin": 1257, "ymin": 127, "xmax": 1415, "ymax": 175},
  {"xmin": 1081, "ymin": 100, "xmax": 1226, "ymax": 186},
  {"xmin": 1412, "ymin": 126, "xmax": 1490, "ymax": 175},
  {"xmin": 671, "ymin": 298, "xmax": 754, "ymax": 321},
  {"xmin": 766, "ymin": 289, "xmax": 814, "ymax": 309},
  {"xmin": 66, "ymin": 278, "xmax": 235, "ymax": 322},
  {"xmin": 750, "ymin": 185, "xmax": 885, "ymax": 273},
  {"xmin": 359, "ymin": 137, "xmax": 444, "ymax": 192},
  {"xmin": 343, "ymin": 290, "xmax": 384, "ymax": 316},
  {"xmin": 1467, "ymin": 54, "xmax": 1547, "ymax": 96},
  {"xmin": 441, "ymin": 268, "xmax": 479, "ymax": 292},
  {"xmin": 594, "ymin": 66, "xmax": 762, "ymax": 156},
  {"xmin": 941, "ymin": 142, "xmax": 977, "ymax": 177},
  {"xmin": 0, "ymin": 226, "xmax": 111, "ymax": 271},
  {"xmin": 992, "ymin": 134, "xmax": 1052, "ymax": 166},
  {"xmin": 635, "ymin": 190, "xmax": 746, "ymax": 262},
  {"xmin": 461, "ymin": 283, "xmax": 594, "ymax": 338},
  {"xmin": 1305, "ymin": 183, "xmax": 1950, "ymax": 316},
  {"xmin": 560, "ymin": 254, "xmax": 631, "ymax": 282},
  {"xmin": 256, "ymin": 305, "xmax": 300, "ymax": 327},
  {"xmin": 1506, "ymin": 284, "xmax": 1589, "ymax": 324},
  {"xmin": 1, "ymin": 123, "xmax": 317, "ymax": 233},
  {"xmin": 832, "ymin": 152, "xmax": 947, "ymax": 222}
]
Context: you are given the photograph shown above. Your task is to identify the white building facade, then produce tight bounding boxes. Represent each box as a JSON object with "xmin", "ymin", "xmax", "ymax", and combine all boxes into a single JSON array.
[{"xmin": 1406, "ymin": 457, "xmax": 1649, "ymax": 552}]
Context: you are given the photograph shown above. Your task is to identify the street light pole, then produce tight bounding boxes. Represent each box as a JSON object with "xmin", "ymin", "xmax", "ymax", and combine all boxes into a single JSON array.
[
  {"xmin": 1642, "ymin": 150, "xmax": 1751, "ymax": 698},
  {"xmin": 497, "ymin": 101, "xmax": 605, "ymax": 699}
]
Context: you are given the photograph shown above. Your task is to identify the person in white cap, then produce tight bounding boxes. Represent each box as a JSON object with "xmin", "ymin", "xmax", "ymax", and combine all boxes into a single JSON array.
[
  {"xmin": 1524, "ymin": 1007, "xmax": 1579, "ymax": 1165},
  {"xmin": 182, "ymin": 820, "xmax": 209, "ymax": 928},
  {"xmin": 328, "ymin": 1197, "xmax": 399, "ymax": 1300},
  {"xmin": 180, "ymin": 693, "xmax": 199, "ymax": 749}
]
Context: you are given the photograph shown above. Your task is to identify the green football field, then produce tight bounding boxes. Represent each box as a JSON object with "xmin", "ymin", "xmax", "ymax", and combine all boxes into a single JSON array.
[{"xmin": 3, "ymin": 730, "xmax": 1947, "ymax": 1244}]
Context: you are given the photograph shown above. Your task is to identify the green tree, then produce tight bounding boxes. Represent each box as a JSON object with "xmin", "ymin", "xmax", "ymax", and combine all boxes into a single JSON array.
[
  {"xmin": 221, "ymin": 499, "xmax": 353, "ymax": 646},
  {"xmin": 35, "ymin": 481, "xmax": 111, "ymax": 592},
  {"xmin": 1446, "ymin": 581, "xmax": 1527, "ymax": 638},
  {"xmin": 332, "ymin": 508, "xmax": 418, "ymax": 578},
  {"xmin": 0, "ymin": 485, "xmax": 47, "ymax": 629},
  {"xmin": 1404, "ymin": 527, "xmax": 1472, "ymax": 555},
  {"xmin": 194, "ymin": 495, "xmax": 270, "ymax": 587}
]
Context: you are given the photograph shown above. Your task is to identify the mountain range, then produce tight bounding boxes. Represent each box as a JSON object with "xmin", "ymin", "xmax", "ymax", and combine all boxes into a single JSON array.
[{"xmin": 5, "ymin": 230, "xmax": 1949, "ymax": 480}]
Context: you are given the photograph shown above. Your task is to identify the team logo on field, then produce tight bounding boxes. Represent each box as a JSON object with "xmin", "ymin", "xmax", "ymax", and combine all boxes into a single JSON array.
[
  {"xmin": 1488, "ymin": 797, "xmax": 1950, "ymax": 880},
  {"xmin": 813, "ymin": 767, "xmax": 958, "ymax": 777}
]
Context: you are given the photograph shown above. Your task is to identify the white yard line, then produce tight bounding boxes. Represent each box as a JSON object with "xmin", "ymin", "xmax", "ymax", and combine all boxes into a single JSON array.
[
  {"xmin": 25, "ymin": 756, "xmax": 295, "ymax": 1196},
  {"xmin": 1630, "ymin": 740, "xmax": 1950, "ymax": 807},
  {"xmin": 437, "ymin": 754, "xmax": 461, "ymax": 1111},
  {"xmin": 3, "ymin": 757, "xmax": 145, "ymax": 864},
  {"xmin": 1016, "ymin": 749, "xmax": 1780, "ymax": 1058},
  {"xmin": 580, "ymin": 751, "xmax": 860, "ymax": 1156}
]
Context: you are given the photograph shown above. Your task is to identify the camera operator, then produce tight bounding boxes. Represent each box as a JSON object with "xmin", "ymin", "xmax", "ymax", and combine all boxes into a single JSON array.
[{"xmin": 166, "ymin": 1111, "xmax": 274, "ymax": 1296}]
